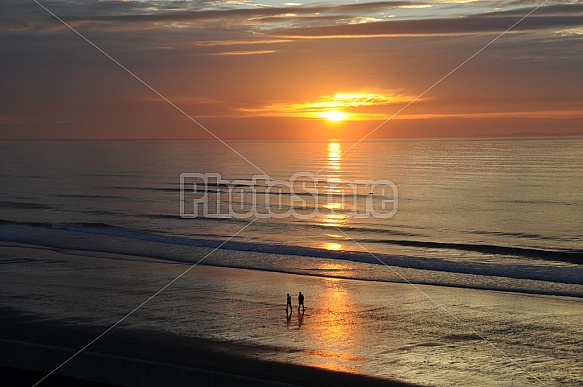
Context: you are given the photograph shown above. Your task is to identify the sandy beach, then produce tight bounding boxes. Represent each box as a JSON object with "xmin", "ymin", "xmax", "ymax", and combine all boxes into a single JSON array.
[{"xmin": 1, "ymin": 242, "xmax": 582, "ymax": 386}]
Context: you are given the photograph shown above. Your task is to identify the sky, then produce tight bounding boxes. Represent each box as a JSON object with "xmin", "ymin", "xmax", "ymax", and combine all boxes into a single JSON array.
[{"xmin": 1, "ymin": 0, "xmax": 582, "ymax": 140}]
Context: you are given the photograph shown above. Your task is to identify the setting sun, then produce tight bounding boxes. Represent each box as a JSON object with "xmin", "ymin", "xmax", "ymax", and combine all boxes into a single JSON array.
[{"xmin": 321, "ymin": 110, "xmax": 347, "ymax": 122}]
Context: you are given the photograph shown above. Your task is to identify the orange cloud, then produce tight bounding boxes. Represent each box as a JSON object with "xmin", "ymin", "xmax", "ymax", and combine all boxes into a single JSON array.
[
  {"xmin": 407, "ymin": 110, "xmax": 583, "ymax": 120},
  {"xmin": 212, "ymin": 50, "xmax": 277, "ymax": 55},
  {"xmin": 239, "ymin": 92, "xmax": 415, "ymax": 120}
]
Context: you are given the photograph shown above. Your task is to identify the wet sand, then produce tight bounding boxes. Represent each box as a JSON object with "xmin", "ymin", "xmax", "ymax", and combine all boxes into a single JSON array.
[
  {"xmin": 0, "ymin": 308, "xmax": 412, "ymax": 387},
  {"xmin": 0, "ymin": 243, "xmax": 582, "ymax": 386}
]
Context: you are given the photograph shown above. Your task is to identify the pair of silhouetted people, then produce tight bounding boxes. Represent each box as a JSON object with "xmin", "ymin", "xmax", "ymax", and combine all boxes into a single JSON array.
[{"xmin": 286, "ymin": 292, "xmax": 305, "ymax": 316}]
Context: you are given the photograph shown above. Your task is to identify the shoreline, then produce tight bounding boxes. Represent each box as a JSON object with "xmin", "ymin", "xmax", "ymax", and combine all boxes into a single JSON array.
[
  {"xmin": 0, "ymin": 244, "xmax": 416, "ymax": 386},
  {"xmin": 1, "ymin": 243, "xmax": 582, "ymax": 385},
  {"xmin": 2, "ymin": 239, "xmax": 582, "ymax": 299}
]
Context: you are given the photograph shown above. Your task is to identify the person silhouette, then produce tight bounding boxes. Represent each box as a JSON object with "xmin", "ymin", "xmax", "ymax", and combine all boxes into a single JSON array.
[
  {"xmin": 286, "ymin": 293, "xmax": 292, "ymax": 314},
  {"xmin": 298, "ymin": 291, "xmax": 305, "ymax": 312}
]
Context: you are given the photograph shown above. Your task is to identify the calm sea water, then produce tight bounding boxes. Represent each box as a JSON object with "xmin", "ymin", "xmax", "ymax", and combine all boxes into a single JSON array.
[{"xmin": 1, "ymin": 138, "xmax": 582, "ymax": 296}]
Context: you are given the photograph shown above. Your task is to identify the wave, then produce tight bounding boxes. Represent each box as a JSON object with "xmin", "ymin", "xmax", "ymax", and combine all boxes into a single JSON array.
[
  {"xmin": 0, "ymin": 201, "xmax": 56, "ymax": 210},
  {"xmin": 110, "ymin": 184, "xmax": 385, "ymax": 200},
  {"xmin": 362, "ymin": 238, "xmax": 583, "ymax": 264},
  {"xmin": 109, "ymin": 186, "xmax": 178, "ymax": 192},
  {"xmin": 1, "ymin": 221, "xmax": 582, "ymax": 291},
  {"xmin": 467, "ymin": 230, "xmax": 571, "ymax": 242},
  {"xmin": 53, "ymin": 194, "xmax": 124, "ymax": 200}
]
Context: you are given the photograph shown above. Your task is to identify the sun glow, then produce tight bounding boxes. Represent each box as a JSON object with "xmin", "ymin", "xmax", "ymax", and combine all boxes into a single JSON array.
[
  {"xmin": 321, "ymin": 110, "xmax": 347, "ymax": 122},
  {"xmin": 239, "ymin": 91, "xmax": 413, "ymax": 121}
]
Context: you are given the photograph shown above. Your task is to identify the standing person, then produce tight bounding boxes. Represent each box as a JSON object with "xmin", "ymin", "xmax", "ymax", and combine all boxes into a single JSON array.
[
  {"xmin": 286, "ymin": 293, "xmax": 292, "ymax": 314},
  {"xmin": 298, "ymin": 291, "xmax": 305, "ymax": 312}
]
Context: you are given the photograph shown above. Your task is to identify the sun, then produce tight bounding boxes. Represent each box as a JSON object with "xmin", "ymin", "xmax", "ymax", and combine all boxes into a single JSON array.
[{"xmin": 321, "ymin": 110, "xmax": 347, "ymax": 122}]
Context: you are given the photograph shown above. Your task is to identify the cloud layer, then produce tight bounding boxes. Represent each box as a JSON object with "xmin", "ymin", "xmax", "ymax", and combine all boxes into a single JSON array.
[{"xmin": 1, "ymin": 0, "xmax": 582, "ymax": 139}]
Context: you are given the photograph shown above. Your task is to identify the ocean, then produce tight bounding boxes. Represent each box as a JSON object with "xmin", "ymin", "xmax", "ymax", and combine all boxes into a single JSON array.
[
  {"xmin": 1, "ymin": 137, "xmax": 583, "ymax": 386},
  {"xmin": 0, "ymin": 138, "xmax": 581, "ymax": 297}
]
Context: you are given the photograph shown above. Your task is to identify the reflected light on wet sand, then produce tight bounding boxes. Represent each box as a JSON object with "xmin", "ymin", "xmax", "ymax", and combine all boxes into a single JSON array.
[{"xmin": 305, "ymin": 279, "xmax": 360, "ymax": 372}]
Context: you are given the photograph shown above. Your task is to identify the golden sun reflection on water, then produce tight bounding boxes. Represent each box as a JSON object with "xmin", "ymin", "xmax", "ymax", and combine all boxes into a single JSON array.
[
  {"xmin": 327, "ymin": 142, "xmax": 341, "ymax": 169},
  {"xmin": 320, "ymin": 213, "xmax": 347, "ymax": 228},
  {"xmin": 319, "ymin": 242, "xmax": 343, "ymax": 251},
  {"xmin": 320, "ymin": 141, "xmax": 347, "ymax": 229},
  {"xmin": 324, "ymin": 202, "xmax": 343, "ymax": 210},
  {"xmin": 326, "ymin": 142, "xmax": 342, "ymax": 185},
  {"xmin": 319, "ymin": 263, "xmax": 344, "ymax": 271}
]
